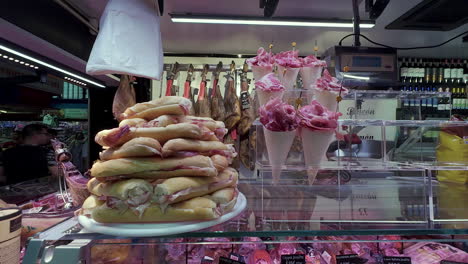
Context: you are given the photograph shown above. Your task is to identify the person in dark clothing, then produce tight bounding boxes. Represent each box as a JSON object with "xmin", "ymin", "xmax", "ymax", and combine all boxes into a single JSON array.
[{"xmin": 0, "ymin": 124, "xmax": 59, "ymax": 185}]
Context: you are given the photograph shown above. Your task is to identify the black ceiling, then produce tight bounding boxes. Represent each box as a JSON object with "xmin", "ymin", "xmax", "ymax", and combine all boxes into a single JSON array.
[
  {"xmin": 1, "ymin": 0, "xmax": 95, "ymax": 61},
  {"xmin": 386, "ymin": 0, "xmax": 468, "ymax": 31}
]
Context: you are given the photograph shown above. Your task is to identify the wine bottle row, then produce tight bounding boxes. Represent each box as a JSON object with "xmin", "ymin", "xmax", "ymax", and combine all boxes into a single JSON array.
[
  {"xmin": 398, "ymin": 85, "xmax": 468, "ymax": 119},
  {"xmin": 399, "ymin": 57, "xmax": 468, "ymax": 84}
]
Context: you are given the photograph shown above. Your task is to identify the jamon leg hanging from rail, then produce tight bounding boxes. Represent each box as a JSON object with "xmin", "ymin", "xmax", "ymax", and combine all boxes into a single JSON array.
[
  {"xmin": 195, "ymin": 64, "xmax": 211, "ymax": 117},
  {"xmin": 182, "ymin": 64, "xmax": 196, "ymax": 115},
  {"xmin": 238, "ymin": 61, "xmax": 254, "ymax": 136},
  {"xmin": 210, "ymin": 61, "xmax": 226, "ymax": 121},
  {"xmin": 223, "ymin": 61, "xmax": 241, "ymax": 130},
  {"xmin": 165, "ymin": 62, "xmax": 180, "ymax": 97},
  {"xmin": 112, "ymin": 75, "xmax": 136, "ymax": 121},
  {"xmin": 238, "ymin": 61, "xmax": 255, "ymax": 170}
]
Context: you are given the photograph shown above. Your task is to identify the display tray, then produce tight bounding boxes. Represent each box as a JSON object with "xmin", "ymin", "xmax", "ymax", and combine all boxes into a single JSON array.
[{"xmin": 77, "ymin": 192, "xmax": 247, "ymax": 237}]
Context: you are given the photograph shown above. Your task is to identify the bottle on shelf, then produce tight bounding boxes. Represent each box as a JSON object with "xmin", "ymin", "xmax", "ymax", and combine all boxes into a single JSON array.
[
  {"xmin": 438, "ymin": 59, "xmax": 445, "ymax": 84},
  {"xmin": 425, "ymin": 59, "xmax": 432, "ymax": 84},
  {"xmin": 464, "ymin": 59, "xmax": 468, "ymax": 84},
  {"xmin": 418, "ymin": 58, "xmax": 425, "ymax": 83},
  {"xmin": 407, "ymin": 58, "xmax": 416, "ymax": 83},
  {"xmin": 443, "ymin": 59, "xmax": 451, "ymax": 84},
  {"xmin": 431, "ymin": 59, "xmax": 438, "ymax": 84},
  {"xmin": 457, "ymin": 59, "xmax": 464, "ymax": 84},
  {"xmin": 421, "ymin": 86, "xmax": 428, "ymax": 117},
  {"xmin": 450, "ymin": 59, "xmax": 458, "ymax": 84},
  {"xmin": 452, "ymin": 87, "xmax": 459, "ymax": 111},
  {"xmin": 445, "ymin": 87, "xmax": 452, "ymax": 116},
  {"xmin": 400, "ymin": 57, "xmax": 408, "ymax": 83}
]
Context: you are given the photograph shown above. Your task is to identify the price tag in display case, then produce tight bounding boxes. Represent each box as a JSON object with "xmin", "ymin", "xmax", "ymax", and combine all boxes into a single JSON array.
[
  {"xmin": 219, "ymin": 256, "xmax": 246, "ymax": 264},
  {"xmin": 281, "ymin": 254, "xmax": 306, "ymax": 264},
  {"xmin": 383, "ymin": 256, "xmax": 412, "ymax": 264},
  {"xmin": 440, "ymin": 261, "xmax": 467, "ymax": 264},
  {"xmin": 336, "ymin": 254, "xmax": 367, "ymax": 264}
]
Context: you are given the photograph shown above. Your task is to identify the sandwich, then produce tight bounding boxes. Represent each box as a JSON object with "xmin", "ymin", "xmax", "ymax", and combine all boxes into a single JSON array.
[
  {"xmin": 87, "ymin": 167, "xmax": 238, "ymax": 212},
  {"xmin": 81, "ymin": 187, "xmax": 238, "ymax": 223},
  {"xmin": 118, "ymin": 115, "xmax": 228, "ymax": 140},
  {"xmin": 99, "ymin": 137, "xmax": 162, "ymax": 160},
  {"xmin": 95, "ymin": 123, "xmax": 217, "ymax": 147},
  {"xmin": 161, "ymin": 138, "xmax": 237, "ymax": 160},
  {"xmin": 119, "ymin": 96, "xmax": 192, "ymax": 121},
  {"xmin": 90, "ymin": 155, "xmax": 226, "ymax": 181}
]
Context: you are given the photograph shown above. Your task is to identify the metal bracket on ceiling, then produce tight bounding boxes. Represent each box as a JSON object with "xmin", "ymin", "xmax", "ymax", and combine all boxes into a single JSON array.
[{"xmin": 261, "ymin": 0, "xmax": 280, "ymax": 18}]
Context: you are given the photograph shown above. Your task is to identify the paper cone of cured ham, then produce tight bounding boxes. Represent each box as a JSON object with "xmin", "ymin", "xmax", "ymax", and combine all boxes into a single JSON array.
[
  {"xmin": 298, "ymin": 100, "xmax": 341, "ymax": 185},
  {"xmin": 263, "ymin": 128, "xmax": 296, "ymax": 184},
  {"xmin": 313, "ymin": 69, "xmax": 349, "ymax": 111},
  {"xmin": 251, "ymin": 65, "xmax": 273, "ymax": 81},
  {"xmin": 277, "ymin": 66, "xmax": 300, "ymax": 90},
  {"xmin": 274, "ymin": 50, "xmax": 302, "ymax": 90},
  {"xmin": 299, "ymin": 55, "xmax": 327, "ymax": 97},
  {"xmin": 247, "ymin": 47, "xmax": 274, "ymax": 81},
  {"xmin": 259, "ymin": 98, "xmax": 298, "ymax": 184},
  {"xmin": 255, "ymin": 73, "xmax": 285, "ymax": 106}
]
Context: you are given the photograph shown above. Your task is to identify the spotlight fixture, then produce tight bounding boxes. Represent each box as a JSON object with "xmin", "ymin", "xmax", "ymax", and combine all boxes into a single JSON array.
[
  {"xmin": 0, "ymin": 44, "xmax": 106, "ymax": 88},
  {"xmin": 170, "ymin": 14, "xmax": 375, "ymax": 28}
]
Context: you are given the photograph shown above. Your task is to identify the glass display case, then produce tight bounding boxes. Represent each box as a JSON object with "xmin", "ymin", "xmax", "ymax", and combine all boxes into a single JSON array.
[{"xmin": 23, "ymin": 90, "xmax": 468, "ymax": 264}]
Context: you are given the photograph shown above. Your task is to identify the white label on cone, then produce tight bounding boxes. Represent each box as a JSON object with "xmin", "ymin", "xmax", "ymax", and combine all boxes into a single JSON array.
[{"xmin": 264, "ymin": 128, "xmax": 297, "ymax": 182}]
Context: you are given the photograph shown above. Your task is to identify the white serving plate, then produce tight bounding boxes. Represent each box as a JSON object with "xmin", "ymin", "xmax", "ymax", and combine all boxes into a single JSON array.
[{"xmin": 78, "ymin": 192, "xmax": 246, "ymax": 237}]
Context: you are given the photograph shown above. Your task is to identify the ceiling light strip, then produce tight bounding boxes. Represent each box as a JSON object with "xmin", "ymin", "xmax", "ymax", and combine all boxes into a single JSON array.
[
  {"xmin": 0, "ymin": 44, "xmax": 105, "ymax": 87},
  {"xmin": 171, "ymin": 17, "xmax": 375, "ymax": 28}
]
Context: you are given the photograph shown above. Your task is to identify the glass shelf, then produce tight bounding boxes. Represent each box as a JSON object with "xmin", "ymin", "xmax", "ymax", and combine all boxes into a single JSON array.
[{"xmin": 28, "ymin": 179, "xmax": 468, "ymax": 241}]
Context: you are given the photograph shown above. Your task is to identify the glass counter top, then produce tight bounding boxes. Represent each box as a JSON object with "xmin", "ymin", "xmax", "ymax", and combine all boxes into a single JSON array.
[{"xmin": 31, "ymin": 177, "xmax": 468, "ymax": 241}]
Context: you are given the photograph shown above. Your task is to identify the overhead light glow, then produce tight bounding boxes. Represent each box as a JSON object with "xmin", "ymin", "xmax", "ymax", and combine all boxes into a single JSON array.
[
  {"xmin": 25, "ymin": 63, "xmax": 29, "ymax": 66},
  {"xmin": 343, "ymin": 74, "xmax": 370, "ymax": 80},
  {"xmin": 2, "ymin": 55, "xmax": 8, "ymax": 58},
  {"xmin": 8, "ymin": 57, "xmax": 14, "ymax": 60},
  {"xmin": 14, "ymin": 59, "xmax": 19, "ymax": 62},
  {"xmin": 19, "ymin": 61, "xmax": 24, "ymax": 64},
  {"xmin": 0, "ymin": 45, "xmax": 106, "ymax": 87},
  {"xmin": 171, "ymin": 16, "xmax": 375, "ymax": 28},
  {"xmin": 237, "ymin": 54, "xmax": 242, "ymax": 58},
  {"xmin": 34, "ymin": 66, "xmax": 39, "ymax": 69}
]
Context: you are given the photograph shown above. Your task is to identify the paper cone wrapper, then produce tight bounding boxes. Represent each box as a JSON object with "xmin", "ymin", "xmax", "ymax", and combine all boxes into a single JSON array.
[
  {"xmin": 301, "ymin": 128, "xmax": 334, "ymax": 184},
  {"xmin": 252, "ymin": 65, "xmax": 273, "ymax": 81},
  {"xmin": 315, "ymin": 90, "xmax": 338, "ymax": 111},
  {"xmin": 264, "ymin": 128, "xmax": 296, "ymax": 184},
  {"xmin": 300, "ymin": 66, "xmax": 323, "ymax": 89},
  {"xmin": 257, "ymin": 89, "xmax": 284, "ymax": 106},
  {"xmin": 277, "ymin": 66, "xmax": 300, "ymax": 90}
]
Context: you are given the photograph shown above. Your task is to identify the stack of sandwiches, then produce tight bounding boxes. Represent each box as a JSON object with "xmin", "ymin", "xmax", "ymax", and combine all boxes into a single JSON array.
[{"xmin": 80, "ymin": 96, "xmax": 240, "ymax": 223}]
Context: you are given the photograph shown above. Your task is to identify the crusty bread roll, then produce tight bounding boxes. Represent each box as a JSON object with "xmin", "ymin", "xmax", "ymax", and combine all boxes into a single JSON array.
[
  {"xmin": 205, "ymin": 187, "xmax": 238, "ymax": 213},
  {"xmin": 161, "ymin": 138, "xmax": 235, "ymax": 158},
  {"xmin": 83, "ymin": 185, "xmax": 238, "ymax": 223},
  {"xmin": 119, "ymin": 96, "xmax": 192, "ymax": 121},
  {"xmin": 118, "ymin": 118, "xmax": 146, "ymax": 128},
  {"xmin": 152, "ymin": 167, "xmax": 238, "ymax": 205},
  {"xmin": 95, "ymin": 123, "xmax": 216, "ymax": 147},
  {"xmin": 99, "ymin": 137, "xmax": 162, "ymax": 160},
  {"xmin": 90, "ymin": 155, "xmax": 217, "ymax": 180},
  {"xmin": 88, "ymin": 195, "xmax": 219, "ymax": 223},
  {"xmin": 211, "ymin": 155, "xmax": 229, "ymax": 172},
  {"xmin": 88, "ymin": 168, "xmax": 238, "ymax": 209}
]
